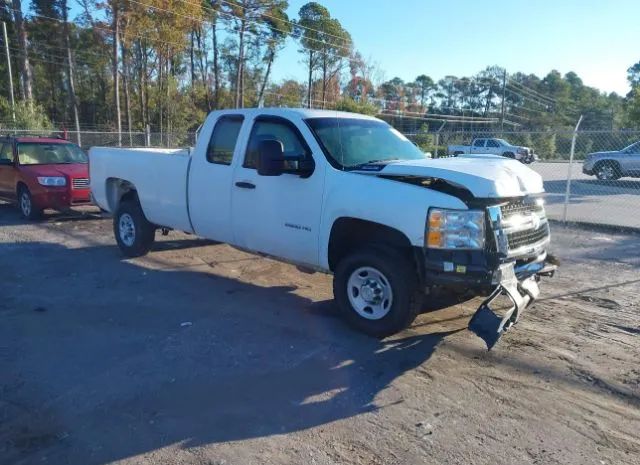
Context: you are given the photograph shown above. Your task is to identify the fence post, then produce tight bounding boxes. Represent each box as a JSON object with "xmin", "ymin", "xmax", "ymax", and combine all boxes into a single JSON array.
[
  {"xmin": 145, "ymin": 124, "xmax": 150, "ymax": 147},
  {"xmin": 562, "ymin": 115, "xmax": 583, "ymax": 223},
  {"xmin": 434, "ymin": 121, "xmax": 446, "ymax": 158}
]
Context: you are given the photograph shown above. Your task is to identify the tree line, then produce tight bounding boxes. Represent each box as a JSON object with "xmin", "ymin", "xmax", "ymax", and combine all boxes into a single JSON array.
[{"xmin": 0, "ymin": 0, "xmax": 638, "ymax": 139}]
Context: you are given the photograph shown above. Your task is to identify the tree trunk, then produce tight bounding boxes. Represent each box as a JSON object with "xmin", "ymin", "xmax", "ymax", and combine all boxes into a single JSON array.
[
  {"xmin": 136, "ymin": 41, "xmax": 148, "ymax": 133},
  {"xmin": 189, "ymin": 30, "xmax": 195, "ymax": 90},
  {"xmin": 321, "ymin": 54, "xmax": 328, "ymax": 109},
  {"xmin": 62, "ymin": 0, "xmax": 81, "ymax": 145},
  {"xmin": 307, "ymin": 50, "xmax": 313, "ymax": 109},
  {"xmin": 121, "ymin": 41, "xmax": 132, "ymax": 145},
  {"xmin": 11, "ymin": 0, "xmax": 33, "ymax": 104},
  {"xmin": 112, "ymin": 1, "xmax": 121, "ymax": 145},
  {"xmin": 257, "ymin": 49, "xmax": 274, "ymax": 107},
  {"xmin": 212, "ymin": 19, "xmax": 220, "ymax": 108},
  {"xmin": 195, "ymin": 27, "xmax": 211, "ymax": 110},
  {"xmin": 235, "ymin": 18, "xmax": 246, "ymax": 108}
]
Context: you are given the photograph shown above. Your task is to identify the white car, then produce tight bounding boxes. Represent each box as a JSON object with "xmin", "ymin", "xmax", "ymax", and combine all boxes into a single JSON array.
[
  {"xmin": 448, "ymin": 138, "xmax": 536, "ymax": 163},
  {"xmin": 90, "ymin": 109, "xmax": 555, "ymax": 348}
]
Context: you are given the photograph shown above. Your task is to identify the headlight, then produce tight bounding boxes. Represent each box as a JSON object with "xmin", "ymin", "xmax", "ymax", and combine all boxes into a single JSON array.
[
  {"xmin": 37, "ymin": 176, "xmax": 67, "ymax": 186},
  {"xmin": 426, "ymin": 208, "xmax": 485, "ymax": 250}
]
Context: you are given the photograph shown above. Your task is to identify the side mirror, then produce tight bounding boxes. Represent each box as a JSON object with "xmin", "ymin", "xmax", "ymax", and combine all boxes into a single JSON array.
[{"xmin": 257, "ymin": 139, "xmax": 285, "ymax": 176}]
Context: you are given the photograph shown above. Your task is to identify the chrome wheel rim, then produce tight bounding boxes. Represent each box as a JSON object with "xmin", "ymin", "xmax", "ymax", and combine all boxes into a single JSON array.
[
  {"xmin": 20, "ymin": 192, "xmax": 31, "ymax": 217},
  {"xmin": 598, "ymin": 165, "xmax": 614, "ymax": 180},
  {"xmin": 119, "ymin": 213, "xmax": 136, "ymax": 247},
  {"xmin": 347, "ymin": 266, "xmax": 393, "ymax": 320}
]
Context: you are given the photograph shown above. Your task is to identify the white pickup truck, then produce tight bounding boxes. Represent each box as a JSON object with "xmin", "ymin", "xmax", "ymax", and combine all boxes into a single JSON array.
[
  {"xmin": 448, "ymin": 138, "xmax": 536, "ymax": 164},
  {"xmin": 90, "ymin": 108, "xmax": 555, "ymax": 348}
]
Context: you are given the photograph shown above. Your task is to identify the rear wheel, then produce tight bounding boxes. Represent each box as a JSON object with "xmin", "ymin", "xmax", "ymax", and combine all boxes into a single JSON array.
[
  {"xmin": 595, "ymin": 162, "xmax": 620, "ymax": 181},
  {"xmin": 333, "ymin": 246, "xmax": 421, "ymax": 337},
  {"xmin": 18, "ymin": 186, "xmax": 42, "ymax": 220},
  {"xmin": 113, "ymin": 198, "xmax": 155, "ymax": 257}
]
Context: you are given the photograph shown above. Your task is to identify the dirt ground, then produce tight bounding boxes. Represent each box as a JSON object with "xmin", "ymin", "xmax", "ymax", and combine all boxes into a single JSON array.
[{"xmin": 1, "ymin": 202, "xmax": 639, "ymax": 465}]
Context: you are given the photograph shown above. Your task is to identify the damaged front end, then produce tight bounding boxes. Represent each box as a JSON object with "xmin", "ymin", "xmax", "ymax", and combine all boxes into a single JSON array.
[
  {"xmin": 467, "ymin": 200, "xmax": 557, "ymax": 349},
  {"xmin": 422, "ymin": 197, "xmax": 557, "ymax": 350}
]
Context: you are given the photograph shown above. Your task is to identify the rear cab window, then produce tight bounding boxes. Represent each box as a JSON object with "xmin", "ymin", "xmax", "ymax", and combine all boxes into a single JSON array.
[{"xmin": 206, "ymin": 115, "xmax": 244, "ymax": 165}]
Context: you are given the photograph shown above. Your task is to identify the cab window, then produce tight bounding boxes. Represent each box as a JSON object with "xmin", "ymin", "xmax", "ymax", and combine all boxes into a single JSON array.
[
  {"xmin": 0, "ymin": 142, "xmax": 12, "ymax": 163},
  {"xmin": 206, "ymin": 116, "xmax": 244, "ymax": 165},
  {"xmin": 486, "ymin": 139, "xmax": 500, "ymax": 148},
  {"xmin": 244, "ymin": 117, "xmax": 311, "ymax": 169},
  {"xmin": 473, "ymin": 139, "xmax": 485, "ymax": 147}
]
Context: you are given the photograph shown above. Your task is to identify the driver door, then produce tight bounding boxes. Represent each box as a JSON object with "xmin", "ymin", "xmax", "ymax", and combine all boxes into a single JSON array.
[
  {"xmin": 0, "ymin": 141, "xmax": 16, "ymax": 197},
  {"xmin": 231, "ymin": 115, "xmax": 325, "ymax": 267},
  {"xmin": 471, "ymin": 139, "xmax": 485, "ymax": 154},
  {"xmin": 624, "ymin": 142, "xmax": 640, "ymax": 173}
]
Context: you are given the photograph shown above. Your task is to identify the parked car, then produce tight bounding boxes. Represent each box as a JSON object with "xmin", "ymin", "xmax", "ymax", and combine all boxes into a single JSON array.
[
  {"xmin": 582, "ymin": 140, "xmax": 640, "ymax": 180},
  {"xmin": 0, "ymin": 135, "xmax": 91, "ymax": 219},
  {"xmin": 448, "ymin": 138, "xmax": 536, "ymax": 163},
  {"xmin": 90, "ymin": 109, "xmax": 555, "ymax": 348}
]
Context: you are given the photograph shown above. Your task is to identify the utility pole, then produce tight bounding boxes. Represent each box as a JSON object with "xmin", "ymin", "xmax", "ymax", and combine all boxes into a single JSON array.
[
  {"xmin": 2, "ymin": 22, "xmax": 15, "ymax": 123},
  {"xmin": 499, "ymin": 69, "xmax": 507, "ymax": 133}
]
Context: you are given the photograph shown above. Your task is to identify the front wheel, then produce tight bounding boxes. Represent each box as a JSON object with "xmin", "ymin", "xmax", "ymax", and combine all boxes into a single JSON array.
[
  {"xmin": 18, "ymin": 186, "xmax": 42, "ymax": 220},
  {"xmin": 113, "ymin": 199, "xmax": 156, "ymax": 257},
  {"xmin": 595, "ymin": 162, "xmax": 620, "ymax": 181},
  {"xmin": 333, "ymin": 247, "xmax": 422, "ymax": 337}
]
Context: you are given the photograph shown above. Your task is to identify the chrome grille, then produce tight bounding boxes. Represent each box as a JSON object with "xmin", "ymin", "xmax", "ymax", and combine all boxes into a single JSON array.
[
  {"xmin": 507, "ymin": 222, "xmax": 550, "ymax": 251},
  {"xmin": 500, "ymin": 199, "xmax": 544, "ymax": 219},
  {"xmin": 488, "ymin": 198, "xmax": 550, "ymax": 258},
  {"xmin": 72, "ymin": 178, "xmax": 89, "ymax": 190}
]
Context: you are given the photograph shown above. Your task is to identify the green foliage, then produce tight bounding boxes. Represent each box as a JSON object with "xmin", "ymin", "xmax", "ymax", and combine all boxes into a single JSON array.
[
  {"xmin": 333, "ymin": 97, "xmax": 377, "ymax": 116},
  {"xmin": 624, "ymin": 89, "xmax": 640, "ymax": 128},
  {"xmin": 532, "ymin": 133, "xmax": 556, "ymax": 160},
  {"xmin": 0, "ymin": 97, "xmax": 52, "ymax": 130}
]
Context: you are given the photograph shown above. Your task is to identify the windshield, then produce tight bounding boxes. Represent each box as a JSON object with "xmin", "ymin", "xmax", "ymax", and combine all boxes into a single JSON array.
[
  {"xmin": 623, "ymin": 141, "xmax": 640, "ymax": 153},
  {"xmin": 17, "ymin": 142, "xmax": 87, "ymax": 165},
  {"xmin": 306, "ymin": 117, "xmax": 426, "ymax": 169},
  {"xmin": 494, "ymin": 138, "xmax": 510, "ymax": 146}
]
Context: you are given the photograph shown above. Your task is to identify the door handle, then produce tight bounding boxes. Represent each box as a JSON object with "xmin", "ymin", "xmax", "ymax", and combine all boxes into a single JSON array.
[{"xmin": 235, "ymin": 181, "xmax": 256, "ymax": 189}]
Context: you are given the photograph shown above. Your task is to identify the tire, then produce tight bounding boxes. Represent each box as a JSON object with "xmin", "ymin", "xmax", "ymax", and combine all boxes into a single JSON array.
[
  {"xmin": 453, "ymin": 151, "xmax": 463, "ymax": 156},
  {"xmin": 333, "ymin": 246, "xmax": 422, "ymax": 337},
  {"xmin": 113, "ymin": 198, "xmax": 156, "ymax": 257},
  {"xmin": 17, "ymin": 186, "xmax": 42, "ymax": 220},
  {"xmin": 595, "ymin": 162, "xmax": 620, "ymax": 181}
]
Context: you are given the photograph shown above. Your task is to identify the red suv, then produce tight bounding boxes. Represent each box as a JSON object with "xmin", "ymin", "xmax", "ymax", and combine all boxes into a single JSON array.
[{"xmin": 0, "ymin": 136, "xmax": 91, "ymax": 219}]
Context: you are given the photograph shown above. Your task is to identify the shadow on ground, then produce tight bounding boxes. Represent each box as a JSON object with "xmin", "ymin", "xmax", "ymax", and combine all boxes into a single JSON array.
[{"xmin": 0, "ymin": 237, "xmax": 453, "ymax": 465}]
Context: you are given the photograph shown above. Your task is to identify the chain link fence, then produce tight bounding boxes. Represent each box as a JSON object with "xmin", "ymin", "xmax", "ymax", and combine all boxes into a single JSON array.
[
  {"xmin": 3, "ymin": 126, "xmax": 639, "ymax": 230},
  {"xmin": 401, "ymin": 128, "xmax": 640, "ymax": 229},
  {"xmin": 1, "ymin": 129, "xmax": 197, "ymax": 150}
]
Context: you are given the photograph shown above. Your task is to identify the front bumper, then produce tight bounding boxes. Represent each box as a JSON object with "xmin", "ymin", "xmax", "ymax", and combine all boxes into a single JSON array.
[
  {"xmin": 32, "ymin": 187, "xmax": 92, "ymax": 210},
  {"xmin": 422, "ymin": 201, "xmax": 555, "ymax": 349}
]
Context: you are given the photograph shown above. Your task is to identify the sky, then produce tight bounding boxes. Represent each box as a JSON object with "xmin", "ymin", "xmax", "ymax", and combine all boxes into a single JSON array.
[{"xmin": 269, "ymin": 0, "xmax": 639, "ymax": 95}]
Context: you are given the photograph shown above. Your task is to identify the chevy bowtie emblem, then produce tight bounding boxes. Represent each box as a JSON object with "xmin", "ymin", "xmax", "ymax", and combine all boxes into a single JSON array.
[{"xmin": 530, "ymin": 214, "xmax": 541, "ymax": 230}]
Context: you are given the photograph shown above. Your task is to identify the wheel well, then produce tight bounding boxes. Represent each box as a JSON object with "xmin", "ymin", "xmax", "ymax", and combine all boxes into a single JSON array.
[
  {"xmin": 328, "ymin": 218, "xmax": 414, "ymax": 271},
  {"xmin": 594, "ymin": 159, "xmax": 620, "ymax": 170},
  {"xmin": 16, "ymin": 181, "xmax": 27, "ymax": 195},
  {"xmin": 105, "ymin": 178, "xmax": 138, "ymax": 212}
]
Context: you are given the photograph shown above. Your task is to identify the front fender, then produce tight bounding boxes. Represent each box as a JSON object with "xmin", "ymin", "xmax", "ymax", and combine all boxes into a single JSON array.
[{"xmin": 318, "ymin": 170, "xmax": 467, "ymax": 269}]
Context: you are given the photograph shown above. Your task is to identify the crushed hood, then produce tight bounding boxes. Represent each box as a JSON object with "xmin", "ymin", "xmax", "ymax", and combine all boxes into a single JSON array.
[{"xmin": 356, "ymin": 157, "xmax": 544, "ymax": 198}]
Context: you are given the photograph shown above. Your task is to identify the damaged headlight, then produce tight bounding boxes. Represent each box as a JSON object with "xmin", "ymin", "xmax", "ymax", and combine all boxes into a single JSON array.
[{"xmin": 426, "ymin": 208, "xmax": 485, "ymax": 250}]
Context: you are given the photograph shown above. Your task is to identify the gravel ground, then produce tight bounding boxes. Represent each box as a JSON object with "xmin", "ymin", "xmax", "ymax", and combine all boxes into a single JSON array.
[{"xmin": 1, "ymin": 203, "xmax": 639, "ymax": 465}]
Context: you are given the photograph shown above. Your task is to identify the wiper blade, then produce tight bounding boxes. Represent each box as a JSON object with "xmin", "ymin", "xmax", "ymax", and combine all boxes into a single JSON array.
[{"xmin": 347, "ymin": 158, "xmax": 399, "ymax": 170}]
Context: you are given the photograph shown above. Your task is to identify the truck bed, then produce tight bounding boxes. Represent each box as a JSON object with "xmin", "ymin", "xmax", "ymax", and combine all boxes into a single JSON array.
[{"xmin": 89, "ymin": 147, "xmax": 193, "ymax": 232}]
